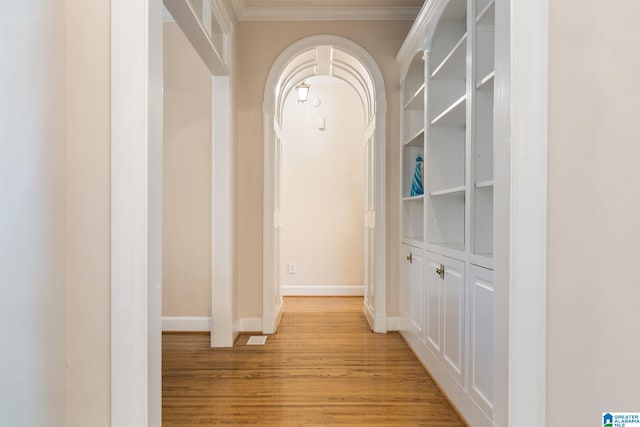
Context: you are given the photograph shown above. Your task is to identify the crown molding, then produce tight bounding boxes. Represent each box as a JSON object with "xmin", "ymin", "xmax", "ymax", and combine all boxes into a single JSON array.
[
  {"xmin": 396, "ymin": 0, "xmax": 435, "ymax": 65},
  {"xmin": 231, "ymin": 0, "xmax": 420, "ymax": 21},
  {"xmin": 211, "ymin": 0, "xmax": 236, "ymax": 33}
]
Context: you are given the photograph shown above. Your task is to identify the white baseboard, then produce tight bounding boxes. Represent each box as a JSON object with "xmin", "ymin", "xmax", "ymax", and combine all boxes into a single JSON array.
[
  {"xmin": 163, "ymin": 317, "xmax": 264, "ymax": 333},
  {"xmin": 162, "ymin": 316, "xmax": 210, "ymax": 332},
  {"xmin": 386, "ymin": 316, "xmax": 401, "ymax": 331},
  {"xmin": 281, "ymin": 285, "xmax": 364, "ymax": 296},
  {"xmin": 238, "ymin": 317, "xmax": 262, "ymax": 332}
]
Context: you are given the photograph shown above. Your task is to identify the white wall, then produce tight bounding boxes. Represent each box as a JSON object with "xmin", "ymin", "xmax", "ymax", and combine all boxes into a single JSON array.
[
  {"xmin": 547, "ymin": 1, "xmax": 640, "ymax": 425},
  {"xmin": 163, "ymin": 22, "xmax": 212, "ymax": 318},
  {"xmin": 280, "ymin": 77, "xmax": 365, "ymax": 294},
  {"xmin": 0, "ymin": 3, "xmax": 68, "ymax": 426},
  {"xmin": 66, "ymin": 0, "xmax": 111, "ymax": 425}
]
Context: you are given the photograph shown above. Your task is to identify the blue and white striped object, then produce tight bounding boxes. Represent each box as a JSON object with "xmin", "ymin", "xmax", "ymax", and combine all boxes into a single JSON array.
[{"xmin": 410, "ymin": 154, "xmax": 423, "ymax": 196}]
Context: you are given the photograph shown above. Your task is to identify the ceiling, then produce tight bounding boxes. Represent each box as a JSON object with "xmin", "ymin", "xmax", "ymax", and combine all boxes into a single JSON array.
[{"xmin": 230, "ymin": 0, "xmax": 424, "ymax": 21}]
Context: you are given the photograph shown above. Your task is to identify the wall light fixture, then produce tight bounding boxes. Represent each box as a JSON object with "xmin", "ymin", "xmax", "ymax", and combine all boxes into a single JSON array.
[{"xmin": 296, "ymin": 81, "xmax": 310, "ymax": 103}]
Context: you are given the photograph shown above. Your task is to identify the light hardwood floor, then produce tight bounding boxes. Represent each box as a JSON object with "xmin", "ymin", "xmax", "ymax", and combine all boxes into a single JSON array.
[{"xmin": 163, "ymin": 297, "xmax": 466, "ymax": 426}]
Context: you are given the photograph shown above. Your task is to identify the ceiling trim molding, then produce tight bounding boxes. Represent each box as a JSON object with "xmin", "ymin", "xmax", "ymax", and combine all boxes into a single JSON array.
[
  {"xmin": 231, "ymin": 0, "xmax": 420, "ymax": 21},
  {"xmin": 211, "ymin": 0, "xmax": 236, "ymax": 33}
]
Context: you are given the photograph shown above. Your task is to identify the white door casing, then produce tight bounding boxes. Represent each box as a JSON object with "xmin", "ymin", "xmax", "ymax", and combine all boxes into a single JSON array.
[
  {"xmin": 263, "ymin": 35, "xmax": 387, "ymax": 333},
  {"xmin": 111, "ymin": 0, "xmax": 163, "ymax": 424}
]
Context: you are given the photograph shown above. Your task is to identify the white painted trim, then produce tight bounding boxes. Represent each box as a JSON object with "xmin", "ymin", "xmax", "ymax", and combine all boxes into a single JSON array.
[
  {"xmin": 263, "ymin": 35, "xmax": 388, "ymax": 336},
  {"xmin": 238, "ymin": 318, "xmax": 263, "ymax": 332},
  {"xmin": 395, "ymin": 0, "xmax": 441, "ymax": 74},
  {"xmin": 386, "ymin": 317, "xmax": 401, "ymax": 332},
  {"xmin": 492, "ymin": 1, "xmax": 510, "ymax": 426},
  {"xmin": 262, "ymin": 110, "xmax": 280, "ymax": 335},
  {"xmin": 231, "ymin": 0, "xmax": 420, "ymax": 21},
  {"xmin": 164, "ymin": 0, "xmax": 229, "ymax": 75},
  {"xmin": 363, "ymin": 301, "xmax": 387, "ymax": 333},
  {"xmin": 111, "ymin": 0, "xmax": 163, "ymax": 425},
  {"xmin": 281, "ymin": 285, "xmax": 364, "ymax": 297},
  {"xmin": 371, "ymin": 107, "xmax": 387, "ymax": 334},
  {"xmin": 162, "ymin": 317, "xmax": 211, "ymax": 332},
  {"xmin": 210, "ymin": 0, "xmax": 235, "ymax": 34},
  {"xmin": 400, "ymin": 330, "xmax": 493, "ymax": 427},
  {"xmin": 508, "ymin": 0, "xmax": 548, "ymax": 425},
  {"xmin": 211, "ymin": 75, "xmax": 236, "ymax": 348}
]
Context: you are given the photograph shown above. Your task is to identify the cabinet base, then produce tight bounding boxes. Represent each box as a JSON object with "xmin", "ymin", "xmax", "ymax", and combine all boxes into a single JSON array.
[{"xmin": 399, "ymin": 329, "xmax": 494, "ymax": 427}]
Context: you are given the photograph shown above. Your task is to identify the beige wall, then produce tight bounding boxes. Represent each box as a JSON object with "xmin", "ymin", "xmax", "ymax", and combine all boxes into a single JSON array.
[
  {"xmin": 163, "ymin": 22, "xmax": 213, "ymax": 318},
  {"xmin": 66, "ymin": 0, "xmax": 111, "ymax": 426},
  {"xmin": 280, "ymin": 78, "xmax": 364, "ymax": 289},
  {"xmin": 547, "ymin": 1, "xmax": 640, "ymax": 424},
  {"xmin": 236, "ymin": 20, "xmax": 411, "ymax": 318},
  {"xmin": 0, "ymin": 3, "xmax": 68, "ymax": 426}
]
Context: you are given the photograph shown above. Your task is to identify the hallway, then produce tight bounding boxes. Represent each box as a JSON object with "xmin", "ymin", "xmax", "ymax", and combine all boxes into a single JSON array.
[{"xmin": 162, "ymin": 297, "xmax": 465, "ymax": 426}]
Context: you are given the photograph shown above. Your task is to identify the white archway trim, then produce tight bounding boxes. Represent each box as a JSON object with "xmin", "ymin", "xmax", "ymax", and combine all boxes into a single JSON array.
[
  {"xmin": 264, "ymin": 35, "xmax": 387, "ymax": 115},
  {"xmin": 263, "ymin": 35, "xmax": 388, "ymax": 333}
]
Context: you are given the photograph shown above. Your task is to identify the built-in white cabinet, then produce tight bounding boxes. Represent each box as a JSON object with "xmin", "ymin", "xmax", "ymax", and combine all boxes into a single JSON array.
[
  {"xmin": 426, "ymin": 0, "xmax": 467, "ymax": 255},
  {"xmin": 400, "ymin": 244, "xmax": 424, "ymax": 335},
  {"xmin": 469, "ymin": 264, "xmax": 494, "ymax": 418},
  {"xmin": 425, "ymin": 257, "xmax": 441, "ymax": 353},
  {"xmin": 397, "ymin": 0, "xmax": 497, "ymax": 425},
  {"xmin": 401, "ymin": 54, "xmax": 426, "ymax": 248},
  {"xmin": 426, "ymin": 252, "xmax": 465, "ymax": 386}
]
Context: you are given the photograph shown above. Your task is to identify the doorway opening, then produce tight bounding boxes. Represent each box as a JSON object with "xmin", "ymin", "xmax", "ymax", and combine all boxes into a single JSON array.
[
  {"xmin": 263, "ymin": 35, "xmax": 388, "ymax": 334},
  {"xmin": 279, "ymin": 76, "xmax": 365, "ymax": 299}
]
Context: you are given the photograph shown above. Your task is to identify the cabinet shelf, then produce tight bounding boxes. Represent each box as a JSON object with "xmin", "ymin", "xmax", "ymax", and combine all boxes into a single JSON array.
[
  {"xmin": 431, "ymin": 95, "xmax": 466, "ymax": 126},
  {"xmin": 404, "ymin": 128, "xmax": 425, "ymax": 146},
  {"xmin": 476, "ymin": 0, "xmax": 495, "ymax": 25},
  {"xmin": 402, "ymin": 165, "xmax": 424, "ymax": 238},
  {"xmin": 404, "ymin": 83, "xmax": 425, "ymax": 110},
  {"xmin": 402, "ymin": 237, "xmax": 425, "ymax": 248},
  {"xmin": 431, "ymin": 34, "xmax": 467, "ymax": 81},
  {"xmin": 474, "ymin": 252, "xmax": 493, "ymax": 259},
  {"xmin": 476, "ymin": 71, "xmax": 495, "ymax": 91},
  {"xmin": 475, "ymin": 180, "xmax": 494, "ymax": 189},
  {"xmin": 427, "ymin": 242, "xmax": 466, "ymax": 256},
  {"xmin": 403, "ymin": 143, "xmax": 424, "ymax": 197},
  {"xmin": 470, "ymin": 252, "xmax": 494, "ymax": 270},
  {"xmin": 430, "ymin": 185, "xmax": 466, "ymax": 197}
]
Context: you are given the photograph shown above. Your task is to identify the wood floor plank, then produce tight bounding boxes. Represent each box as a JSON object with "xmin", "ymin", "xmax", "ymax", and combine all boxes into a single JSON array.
[{"xmin": 163, "ymin": 297, "xmax": 466, "ymax": 426}]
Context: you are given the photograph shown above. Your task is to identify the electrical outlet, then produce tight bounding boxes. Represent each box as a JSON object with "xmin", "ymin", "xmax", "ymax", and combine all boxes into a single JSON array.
[{"xmin": 288, "ymin": 262, "xmax": 297, "ymax": 274}]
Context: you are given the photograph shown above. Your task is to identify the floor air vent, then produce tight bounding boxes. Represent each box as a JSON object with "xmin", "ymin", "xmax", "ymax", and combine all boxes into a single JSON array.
[{"xmin": 246, "ymin": 336, "xmax": 268, "ymax": 345}]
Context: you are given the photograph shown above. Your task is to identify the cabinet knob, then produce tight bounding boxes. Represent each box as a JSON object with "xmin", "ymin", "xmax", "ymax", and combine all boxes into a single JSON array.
[
  {"xmin": 406, "ymin": 253, "xmax": 413, "ymax": 263},
  {"xmin": 436, "ymin": 264, "xmax": 445, "ymax": 279}
]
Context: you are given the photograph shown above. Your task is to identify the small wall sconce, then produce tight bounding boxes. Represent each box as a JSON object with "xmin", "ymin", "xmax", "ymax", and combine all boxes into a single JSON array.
[{"xmin": 296, "ymin": 81, "xmax": 310, "ymax": 103}]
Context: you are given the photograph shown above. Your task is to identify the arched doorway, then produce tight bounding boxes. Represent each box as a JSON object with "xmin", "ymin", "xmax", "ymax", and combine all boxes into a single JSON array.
[{"xmin": 262, "ymin": 35, "xmax": 388, "ymax": 333}]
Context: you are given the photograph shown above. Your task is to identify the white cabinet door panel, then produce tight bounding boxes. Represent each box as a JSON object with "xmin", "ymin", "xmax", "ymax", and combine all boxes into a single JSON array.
[
  {"xmin": 401, "ymin": 244, "xmax": 424, "ymax": 338},
  {"xmin": 426, "ymin": 251, "xmax": 465, "ymax": 386},
  {"xmin": 400, "ymin": 245, "xmax": 412, "ymax": 330},
  {"xmin": 425, "ymin": 257, "xmax": 442, "ymax": 353},
  {"xmin": 410, "ymin": 250, "xmax": 425, "ymax": 336},
  {"xmin": 469, "ymin": 264, "xmax": 494, "ymax": 418},
  {"xmin": 442, "ymin": 257, "xmax": 465, "ymax": 385}
]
